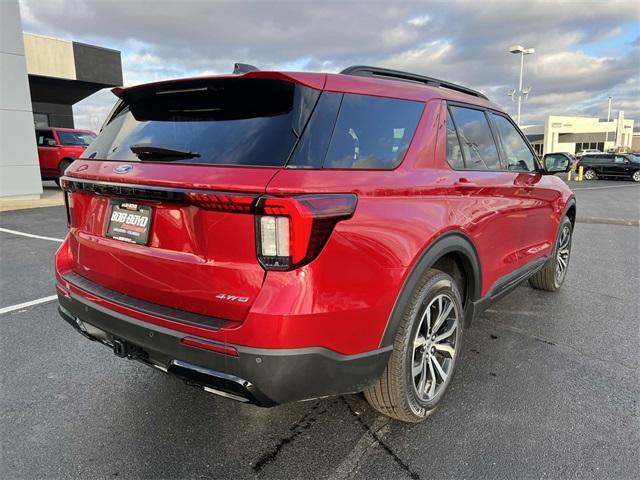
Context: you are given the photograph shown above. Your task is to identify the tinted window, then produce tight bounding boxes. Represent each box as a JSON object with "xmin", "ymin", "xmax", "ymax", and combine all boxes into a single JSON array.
[
  {"xmin": 585, "ymin": 154, "xmax": 612, "ymax": 162},
  {"xmin": 445, "ymin": 113, "xmax": 465, "ymax": 169},
  {"xmin": 288, "ymin": 92, "xmax": 342, "ymax": 169},
  {"xmin": 323, "ymin": 94, "xmax": 423, "ymax": 169},
  {"xmin": 57, "ymin": 131, "xmax": 96, "ymax": 146},
  {"xmin": 36, "ymin": 130, "xmax": 56, "ymax": 146},
  {"xmin": 83, "ymin": 79, "xmax": 320, "ymax": 167},
  {"xmin": 491, "ymin": 114, "xmax": 536, "ymax": 171},
  {"xmin": 449, "ymin": 106, "xmax": 501, "ymax": 170}
]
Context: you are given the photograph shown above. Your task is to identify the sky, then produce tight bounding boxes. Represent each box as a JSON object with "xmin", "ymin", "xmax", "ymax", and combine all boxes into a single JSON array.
[{"xmin": 18, "ymin": 0, "xmax": 640, "ymax": 131}]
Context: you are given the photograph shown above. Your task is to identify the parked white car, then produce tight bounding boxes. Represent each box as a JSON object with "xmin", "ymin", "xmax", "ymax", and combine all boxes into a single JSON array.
[{"xmin": 576, "ymin": 148, "xmax": 601, "ymax": 158}]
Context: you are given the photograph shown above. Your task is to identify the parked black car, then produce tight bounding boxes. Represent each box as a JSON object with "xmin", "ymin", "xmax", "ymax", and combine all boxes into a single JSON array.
[{"xmin": 577, "ymin": 153, "xmax": 640, "ymax": 182}]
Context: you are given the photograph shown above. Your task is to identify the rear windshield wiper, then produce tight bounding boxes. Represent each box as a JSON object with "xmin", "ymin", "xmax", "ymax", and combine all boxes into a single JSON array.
[{"xmin": 129, "ymin": 143, "xmax": 201, "ymax": 161}]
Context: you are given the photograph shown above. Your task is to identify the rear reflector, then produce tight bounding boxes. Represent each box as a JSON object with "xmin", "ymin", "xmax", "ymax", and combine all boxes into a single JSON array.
[{"xmin": 181, "ymin": 337, "xmax": 239, "ymax": 357}]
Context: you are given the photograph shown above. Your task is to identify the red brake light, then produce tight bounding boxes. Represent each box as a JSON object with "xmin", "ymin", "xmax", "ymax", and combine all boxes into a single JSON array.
[
  {"xmin": 255, "ymin": 194, "xmax": 357, "ymax": 270},
  {"xmin": 185, "ymin": 192, "xmax": 255, "ymax": 212}
]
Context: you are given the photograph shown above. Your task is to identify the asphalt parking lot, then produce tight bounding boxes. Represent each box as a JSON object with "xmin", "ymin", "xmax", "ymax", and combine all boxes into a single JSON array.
[{"xmin": 1, "ymin": 179, "xmax": 638, "ymax": 480}]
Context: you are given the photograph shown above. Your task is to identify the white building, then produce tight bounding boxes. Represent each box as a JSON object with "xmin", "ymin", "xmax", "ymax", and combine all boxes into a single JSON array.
[
  {"xmin": 0, "ymin": 0, "xmax": 121, "ymax": 199},
  {"xmin": 521, "ymin": 112, "xmax": 635, "ymax": 156}
]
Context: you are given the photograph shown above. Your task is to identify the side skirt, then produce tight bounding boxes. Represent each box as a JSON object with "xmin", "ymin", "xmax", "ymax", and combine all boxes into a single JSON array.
[{"xmin": 467, "ymin": 256, "xmax": 548, "ymax": 320}]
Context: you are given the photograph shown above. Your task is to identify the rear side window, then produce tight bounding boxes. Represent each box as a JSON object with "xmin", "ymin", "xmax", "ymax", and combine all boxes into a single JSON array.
[
  {"xmin": 83, "ymin": 79, "xmax": 319, "ymax": 167},
  {"xmin": 288, "ymin": 92, "xmax": 343, "ymax": 169},
  {"xmin": 36, "ymin": 130, "xmax": 56, "ymax": 146},
  {"xmin": 445, "ymin": 115, "xmax": 465, "ymax": 169},
  {"xmin": 322, "ymin": 94, "xmax": 423, "ymax": 169},
  {"xmin": 490, "ymin": 114, "xmax": 536, "ymax": 171},
  {"xmin": 584, "ymin": 155, "xmax": 610, "ymax": 162},
  {"xmin": 449, "ymin": 106, "xmax": 501, "ymax": 170}
]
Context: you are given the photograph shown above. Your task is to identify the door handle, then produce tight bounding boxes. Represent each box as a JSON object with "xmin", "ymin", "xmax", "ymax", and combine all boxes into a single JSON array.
[{"xmin": 454, "ymin": 178, "xmax": 477, "ymax": 189}]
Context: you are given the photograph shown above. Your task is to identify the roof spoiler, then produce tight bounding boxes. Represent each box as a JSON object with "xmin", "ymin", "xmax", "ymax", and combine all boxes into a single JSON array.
[
  {"xmin": 110, "ymin": 67, "xmax": 325, "ymax": 106},
  {"xmin": 340, "ymin": 65, "xmax": 488, "ymax": 100}
]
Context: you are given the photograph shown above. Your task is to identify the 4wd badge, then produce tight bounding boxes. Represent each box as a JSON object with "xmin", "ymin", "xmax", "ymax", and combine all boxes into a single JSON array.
[{"xmin": 216, "ymin": 293, "xmax": 249, "ymax": 303}]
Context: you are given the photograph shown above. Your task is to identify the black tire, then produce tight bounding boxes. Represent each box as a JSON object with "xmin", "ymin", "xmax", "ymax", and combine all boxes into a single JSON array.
[
  {"xmin": 529, "ymin": 216, "xmax": 573, "ymax": 292},
  {"xmin": 364, "ymin": 269, "xmax": 464, "ymax": 422},
  {"xmin": 57, "ymin": 158, "xmax": 74, "ymax": 182},
  {"xmin": 632, "ymin": 170, "xmax": 640, "ymax": 182},
  {"xmin": 583, "ymin": 168, "xmax": 596, "ymax": 180}
]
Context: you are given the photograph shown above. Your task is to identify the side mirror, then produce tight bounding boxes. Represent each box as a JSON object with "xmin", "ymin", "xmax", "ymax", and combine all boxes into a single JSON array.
[
  {"xmin": 542, "ymin": 153, "xmax": 571, "ymax": 174},
  {"xmin": 45, "ymin": 138, "xmax": 57, "ymax": 146}
]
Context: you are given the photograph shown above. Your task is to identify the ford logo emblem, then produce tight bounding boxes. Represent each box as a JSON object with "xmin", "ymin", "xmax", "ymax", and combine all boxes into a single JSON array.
[{"xmin": 114, "ymin": 165, "xmax": 133, "ymax": 174}]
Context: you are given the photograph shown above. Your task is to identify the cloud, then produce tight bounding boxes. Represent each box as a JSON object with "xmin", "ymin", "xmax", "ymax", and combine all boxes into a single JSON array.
[
  {"xmin": 407, "ymin": 15, "xmax": 430, "ymax": 27},
  {"xmin": 19, "ymin": 0, "xmax": 640, "ymax": 129}
]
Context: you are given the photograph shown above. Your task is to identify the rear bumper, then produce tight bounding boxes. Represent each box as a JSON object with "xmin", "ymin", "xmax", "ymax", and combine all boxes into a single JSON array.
[{"xmin": 57, "ymin": 292, "xmax": 392, "ymax": 406}]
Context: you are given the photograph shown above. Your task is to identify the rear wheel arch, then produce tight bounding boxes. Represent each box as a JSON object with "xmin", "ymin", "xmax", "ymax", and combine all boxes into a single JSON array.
[
  {"xmin": 58, "ymin": 157, "xmax": 76, "ymax": 175},
  {"xmin": 379, "ymin": 231, "xmax": 481, "ymax": 348}
]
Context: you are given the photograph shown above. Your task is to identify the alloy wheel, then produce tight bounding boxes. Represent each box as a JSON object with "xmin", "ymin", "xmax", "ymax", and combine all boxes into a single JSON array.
[
  {"xmin": 584, "ymin": 169, "xmax": 595, "ymax": 180},
  {"xmin": 555, "ymin": 224, "xmax": 571, "ymax": 284},
  {"xmin": 633, "ymin": 171, "xmax": 640, "ymax": 182},
  {"xmin": 411, "ymin": 294, "xmax": 458, "ymax": 402}
]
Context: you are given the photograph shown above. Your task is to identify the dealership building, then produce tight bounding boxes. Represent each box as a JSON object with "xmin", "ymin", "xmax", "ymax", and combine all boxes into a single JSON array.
[
  {"xmin": 521, "ymin": 113, "xmax": 635, "ymax": 156},
  {"xmin": 1, "ymin": 0, "xmax": 122, "ymax": 199}
]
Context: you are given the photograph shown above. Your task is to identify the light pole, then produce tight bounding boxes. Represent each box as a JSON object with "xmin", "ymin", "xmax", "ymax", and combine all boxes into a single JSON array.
[
  {"xmin": 509, "ymin": 45, "xmax": 535, "ymax": 126},
  {"xmin": 606, "ymin": 96, "xmax": 612, "ymax": 151}
]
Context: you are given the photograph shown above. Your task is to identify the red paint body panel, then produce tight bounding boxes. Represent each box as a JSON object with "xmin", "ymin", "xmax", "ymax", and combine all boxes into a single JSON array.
[
  {"xmin": 64, "ymin": 163, "xmax": 280, "ymax": 322},
  {"xmin": 55, "ymin": 71, "xmax": 574, "ymax": 357}
]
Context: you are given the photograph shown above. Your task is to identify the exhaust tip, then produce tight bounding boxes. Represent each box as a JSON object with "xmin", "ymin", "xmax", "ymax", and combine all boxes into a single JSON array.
[{"xmin": 167, "ymin": 360, "xmax": 276, "ymax": 407}]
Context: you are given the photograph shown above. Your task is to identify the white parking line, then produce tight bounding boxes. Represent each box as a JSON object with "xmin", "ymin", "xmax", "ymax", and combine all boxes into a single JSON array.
[
  {"xmin": 0, "ymin": 295, "xmax": 58, "ymax": 315},
  {"xmin": 572, "ymin": 184, "xmax": 640, "ymax": 190},
  {"xmin": 0, "ymin": 227, "xmax": 63, "ymax": 242}
]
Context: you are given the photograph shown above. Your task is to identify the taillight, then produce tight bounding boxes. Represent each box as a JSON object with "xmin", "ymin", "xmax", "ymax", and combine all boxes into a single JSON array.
[
  {"xmin": 184, "ymin": 192, "xmax": 255, "ymax": 212},
  {"xmin": 255, "ymin": 194, "xmax": 357, "ymax": 270}
]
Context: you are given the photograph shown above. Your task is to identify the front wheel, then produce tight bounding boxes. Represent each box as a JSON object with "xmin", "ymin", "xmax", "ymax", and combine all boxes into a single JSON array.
[
  {"xmin": 364, "ymin": 269, "xmax": 463, "ymax": 422},
  {"xmin": 583, "ymin": 168, "xmax": 596, "ymax": 180},
  {"xmin": 529, "ymin": 216, "xmax": 573, "ymax": 291}
]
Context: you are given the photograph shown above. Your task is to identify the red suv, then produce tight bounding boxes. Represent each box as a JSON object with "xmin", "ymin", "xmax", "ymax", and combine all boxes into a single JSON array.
[
  {"xmin": 35, "ymin": 127, "xmax": 96, "ymax": 183},
  {"xmin": 56, "ymin": 65, "xmax": 575, "ymax": 422}
]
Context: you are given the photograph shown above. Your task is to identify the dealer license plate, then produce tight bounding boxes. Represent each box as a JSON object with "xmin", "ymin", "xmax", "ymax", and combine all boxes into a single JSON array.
[{"xmin": 106, "ymin": 201, "xmax": 152, "ymax": 245}]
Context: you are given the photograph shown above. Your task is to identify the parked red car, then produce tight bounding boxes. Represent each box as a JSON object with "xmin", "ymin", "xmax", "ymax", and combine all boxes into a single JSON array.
[
  {"xmin": 35, "ymin": 127, "xmax": 96, "ymax": 183},
  {"xmin": 56, "ymin": 65, "xmax": 575, "ymax": 422}
]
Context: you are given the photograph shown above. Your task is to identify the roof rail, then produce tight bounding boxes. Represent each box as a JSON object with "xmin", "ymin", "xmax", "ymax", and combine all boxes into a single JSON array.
[{"xmin": 340, "ymin": 65, "xmax": 488, "ymax": 100}]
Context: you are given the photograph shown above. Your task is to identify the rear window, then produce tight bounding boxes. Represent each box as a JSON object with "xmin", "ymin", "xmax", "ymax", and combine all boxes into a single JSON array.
[{"xmin": 83, "ymin": 79, "xmax": 319, "ymax": 167}]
